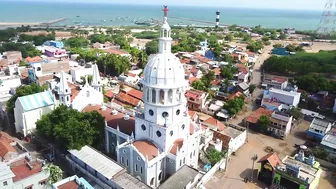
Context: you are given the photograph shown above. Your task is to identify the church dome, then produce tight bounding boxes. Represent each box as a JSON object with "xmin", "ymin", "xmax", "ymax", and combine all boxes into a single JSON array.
[{"xmin": 142, "ymin": 53, "xmax": 187, "ymax": 87}]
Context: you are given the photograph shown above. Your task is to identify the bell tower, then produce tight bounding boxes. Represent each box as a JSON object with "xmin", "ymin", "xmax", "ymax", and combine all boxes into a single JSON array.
[
  {"xmin": 135, "ymin": 6, "xmax": 190, "ymax": 153},
  {"xmin": 58, "ymin": 71, "xmax": 71, "ymax": 107}
]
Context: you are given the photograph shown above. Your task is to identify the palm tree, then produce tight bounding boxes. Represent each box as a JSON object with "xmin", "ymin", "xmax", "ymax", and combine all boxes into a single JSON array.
[{"xmin": 45, "ymin": 164, "xmax": 63, "ymax": 184}]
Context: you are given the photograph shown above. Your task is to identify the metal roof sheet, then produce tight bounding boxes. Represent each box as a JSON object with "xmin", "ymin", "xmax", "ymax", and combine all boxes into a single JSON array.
[
  {"xmin": 17, "ymin": 91, "xmax": 55, "ymax": 112},
  {"xmin": 69, "ymin": 146, "xmax": 124, "ymax": 180}
]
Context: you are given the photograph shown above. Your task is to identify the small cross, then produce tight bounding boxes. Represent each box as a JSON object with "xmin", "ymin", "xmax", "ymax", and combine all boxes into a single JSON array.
[{"xmin": 163, "ymin": 5, "xmax": 169, "ymax": 17}]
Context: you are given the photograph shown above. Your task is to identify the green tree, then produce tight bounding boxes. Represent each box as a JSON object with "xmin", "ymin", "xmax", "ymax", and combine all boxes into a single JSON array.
[
  {"xmin": 201, "ymin": 71, "xmax": 215, "ymax": 88},
  {"xmin": 247, "ymin": 41, "xmax": 264, "ymax": 52},
  {"xmin": 288, "ymin": 107, "xmax": 303, "ymax": 120},
  {"xmin": 65, "ymin": 37, "xmax": 89, "ymax": 48},
  {"xmin": 220, "ymin": 66, "xmax": 234, "ymax": 80},
  {"xmin": 191, "ymin": 80, "xmax": 207, "ymax": 91},
  {"xmin": 258, "ymin": 115, "xmax": 270, "ymax": 132},
  {"xmin": 6, "ymin": 84, "xmax": 48, "ymax": 114},
  {"xmin": 0, "ymin": 42, "xmax": 41, "ymax": 58},
  {"xmin": 273, "ymin": 44, "xmax": 283, "ymax": 48},
  {"xmin": 279, "ymin": 32, "xmax": 287, "ymax": 40},
  {"xmin": 225, "ymin": 34, "xmax": 234, "ymax": 41},
  {"xmin": 96, "ymin": 54, "xmax": 130, "ymax": 76},
  {"xmin": 206, "ymin": 148, "xmax": 227, "ymax": 166},
  {"xmin": 46, "ymin": 164, "xmax": 63, "ymax": 184},
  {"xmin": 36, "ymin": 105, "xmax": 105, "ymax": 151},
  {"xmin": 249, "ymin": 84, "xmax": 256, "ymax": 94},
  {"xmin": 145, "ymin": 40, "xmax": 158, "ymax": 55},
  {"xmin": 223, "ymin": 96, "xmax": 245, "ymax": 116}
]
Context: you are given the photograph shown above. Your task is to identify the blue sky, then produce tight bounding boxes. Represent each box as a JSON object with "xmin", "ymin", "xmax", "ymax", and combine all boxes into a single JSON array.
[{"xmin": 8, "ymin": 0, "xmax": 324, "ymax": 10}]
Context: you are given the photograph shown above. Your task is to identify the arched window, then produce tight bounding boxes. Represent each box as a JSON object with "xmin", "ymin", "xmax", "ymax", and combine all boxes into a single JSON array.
[
  {"xmin": 150, "ymin": 178, "xmax": 154, "ymax": 186},
  {"xmin": 168, "ymin": 89, "xmax": 173, "ymax": 103},
  {"xmin": 146, "ymin": 87, "xmax": 149, "ymax": 101},
  {"xmin": 176, "ymin": 89, "xmax": 180, "ymax": 101},
  {"xmin": 158, "ymin": 172, "xmax": 162, "ymax": 180},
  {"xmin": 152, "ymin": 89, "xmax": 156, "ymax": 103},
  {"xmin": 159, "ymin": 89, "xmax": 164, "ymax": 104},
  {"xmin": 86, "ymin": 91, "xmax": 90, "ymax": 97},
  {"xmin": 66, "ymin": 96, "xmax": 69, "ymax": 102}
]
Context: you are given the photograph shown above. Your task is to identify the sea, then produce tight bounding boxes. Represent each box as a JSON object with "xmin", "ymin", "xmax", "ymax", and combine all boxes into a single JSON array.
[{"xmin": 0, "ymin": 1, "xmax": 322, "ymax": 30}]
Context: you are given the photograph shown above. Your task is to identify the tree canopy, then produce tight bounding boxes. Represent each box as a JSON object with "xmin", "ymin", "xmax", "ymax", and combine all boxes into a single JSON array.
[
  {"xmin": 223, "ymin": 96, "xmax": 245, "ymax": 116},
  {"xmin": 145, "ymin": 39, "xmax": 158, "ymax": 55},
  {"xmin": 46, "ymin": 164, "xmax": 63, "ymax": 184},
  {"xmin": 18, "ymin": 34, "xmax": 55, "ymax": 46},
  {"xmin": 36, "ymin": 105, "xmax": 105, "ymax": 151},
  {"xmin": 206, "ymin": 148, "xmax": 227, "ymax": 166},
  {"xmin": 258, "ymin": 115, "xmax": 270, "ymax": 132},
  {"xmin": 64, "ymin": 37, "xmax": 89, "ymax": 48},
  {"xmin": 6, "ymin": 84, "xmax": 48, "ymax": 114},
  {"xmin": 96, "ymin": 54, "xmax": 130, "ymax": 76},
  {"xmin": 0, "ymin": 42, "xmax": 41, "ymax": 58}
]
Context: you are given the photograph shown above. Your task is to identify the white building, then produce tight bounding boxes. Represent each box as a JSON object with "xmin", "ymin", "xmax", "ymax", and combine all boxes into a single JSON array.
[
  {"xmin": 14, "ymin": 64, "xmax": 104, "ymax": 136},
  {"xmin": 269, "ymin": 111, "xmax": 293, "ymax": 138},
  {"xmin": 217, "ymin": 125, "xmax": 247, "ymax": 155},
  {"xmin": 52, "ymin": 175, "xmax": 94, "ymax": 189},
  {"xmin": 67, "ymin": 145, "xmax": 151, "ymax": 189},
  {"xmin": 321, "ymin": 128, "xmax": 336, "ymax": 159},
  {"xmin": 262, "ymin": 88, "xmax": 301, "ymax": 108},
  {"xmin": 70, "ymin": 65, "xmax": 93, "ymax": 83},
  {"xmin": 0, "ymin": 158, "xmax": 50, "ymax": 189},
  {"xmin": 14, "ymin": 91, "xmax": 55, "ymax": 136},
  {"xmin": 99, "ymin": 10, "xmax": 202, "ymax": 188}
]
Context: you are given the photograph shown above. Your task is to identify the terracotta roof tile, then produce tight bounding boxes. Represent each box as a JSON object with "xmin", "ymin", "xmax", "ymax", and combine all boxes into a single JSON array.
[
  {"xmin": 133, "ymin": 140, "xmax": 159, "ymax": 160},
  {"xmin": 203, "ymin": 117, "xmax": 225, "ymax": 131},
  {"xmin": 169, "ymin": 139, "xmax": 184, "ymax": 155},
  {"xmin": 82, "ymin": 105, "xmax": 135, "ymax": 136},
  {"xmin": 188, "ymin": 76, "xmax": 199, "ymax": 84},
  {"xmin": 0, "ymin": 132, "xmax": 16, "ymax": 158},
  {"xmin": 211, "ymin": 79, "xmax": 221, "ymax": 86},
  {"xmin": 11, "ymin": 159, "xmax": 43, "ymax": 182},
  {"xmin": 212, "ymin": 68, "xmax": 221, "ymax": 76},
  {"xmin": 180, "ymin": 58, "xmax": 190, "ymax": 64},
  {"xmin": 58, "ymin": 180, "xmax": 78, "ymax": 189},
  {"xmin": 188, "ymin": 110, "xmax": 196, "ymax": 118},
  {"xmin": 245, "ymin": 107, "xmax": 273, "ymax": 124},
  {"xmin": 213, "ymin": 131, "xmax": 231, "ymax": 148},
  {"xmin": 127, "ymin": 89, "xmax": 143, "ymax": 101},
  {"xmin": 127, "ymin": 72, "xmax": 137, "ymax": 77},
  {"xmin": 185, "ymin": 89, "xmax": 206, "ymax": 99},
  {"xmin": 25, "ymin": 56, "xmax": 43, "ymax": 63},
  {"xmin": 105, "ymin": 90, "xmax": 115, "ymax": 99},
  {"xmin": 257, "ymin": 153, "xmax": 282, "ymax": 168},
  {"xmin": 190, "ymin": 67, "xmax": 198, "ymax": 74},
  {"xmin": 116, "ymin": 92, "xmax": 140, "ymax": 107},
  {"xmin": 227, "ymin": 92, "xmax": 243, "ymax": 100},
  {"xmin": 189, "ymin": 123, "xmax": 195, "ymax": 135}
]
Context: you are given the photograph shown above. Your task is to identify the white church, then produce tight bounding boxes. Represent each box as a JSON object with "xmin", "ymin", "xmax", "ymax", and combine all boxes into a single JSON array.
[
  {"xmin": 87, "ymin": 7, "xmax": 203, "ymax": 188},
  {"xmin": 14, "ymin": 64, "xmax": 104, "ymax": 136}
]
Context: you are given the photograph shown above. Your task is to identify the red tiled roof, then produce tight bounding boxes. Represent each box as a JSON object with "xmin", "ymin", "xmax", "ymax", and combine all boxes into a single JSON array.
[
  {"xmin": 103, "ymin": 48, "xmax": 129, "ymax": 55},
  {"xmin": 116, "ymin": 92, "xmax": 140, "ymax": 107},
  {"xmin": 212, "ymin": 68, "xmax": 221, "ymax": 76},
  {"xmin": 133, "ymin": 140, "xmax": 158, "ymax": 160},
  {"xmin": 58, "ymin": 180, "xmax": 78, "ymax": 189},
  {"xmin": 272, "ymin": 76, "xmax": 288, "ymax": 84},
  {"xmin": 11, "ymin": 159, "xmax": 43, "ymax": 182},
  {"xmin": 245, "ymin": 107, "xmax": 273, "ymax": 124},
  {"xmin": 213, "ymin": 131, "xmax": 231, "ymax": 148},
  {"xmin": 0, "ymin": 132, "xmax": 16, "ymax": 158},
  {"xmin": 188, "ymin": 110, "xmax": 196, "ymax": 118},
  {"xmin": 236, "ymin": 64, "xmax": 248, "ymax": 74},
  {"xmin": 194, "ymin": 55, "xmax": 210, "ymax": 63},
  {"xmin": 211, "ymin": 79, "xmax": 221, "ymax": 86},
  {"xmin": 127, "ymin": 72, "xmax": 137, "ymax": 77},
  {"xmin": 227, "ymin": 92, "xmax": 243, "ymax": 100},
  {"xmin": 190, "ymin": 67, "xmax": 198, "ymax": 74},
  {"xmin": 25, "ymin": 56, "xmax": 42, "ymax": 63},
  {"xmin": 180, "ymin": 58, "xmax": 190, "ymax": 64},
  {"xmin": 105, "ymin": 90, "xmax": 115, "ymax": 99},
  {"xmin": 82, "ymin": 105, "xmax": 135, "ymax": 136},
  {"xmin": 257, "ymin": 153, "xmax": 282, "ymax": 168},
  {"xmin": 169, "ymin": 139, "xmax": 184, "ymax": 155},
  {"xmin": 127, "ymin": 89, "xmax": 143, "ymax": 101},
  {"xmin": 185, "ymin": 89, "xmax": 206, "ymax": 99},
  {"xmin": 189, "ymin": 76, "xmax": 199, "ymax": 84},
  {"xmin": 203, "ymin": 117, "xmax": 225, "ymax": 131}
]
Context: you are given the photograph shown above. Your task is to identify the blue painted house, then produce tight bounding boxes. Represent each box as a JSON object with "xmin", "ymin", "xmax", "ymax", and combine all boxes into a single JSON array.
[
  {"xmin": 307, "ymin": 118, "xmax": 333, "ymax": 140},
  {"xmin": 43, "ymin": 40, "xmax": 64, "ymax": 49}
]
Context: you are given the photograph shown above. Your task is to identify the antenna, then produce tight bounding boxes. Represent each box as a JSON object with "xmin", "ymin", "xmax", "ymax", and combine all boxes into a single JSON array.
[{"xmin": 316, "ymin": 0, "xmax": 336, "ymax": 35}]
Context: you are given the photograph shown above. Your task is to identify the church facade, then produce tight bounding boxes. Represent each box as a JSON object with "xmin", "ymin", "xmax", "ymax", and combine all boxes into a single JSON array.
[{"xmin": 104, "ymin": 7, "xmax": 202, "ymax": 188}]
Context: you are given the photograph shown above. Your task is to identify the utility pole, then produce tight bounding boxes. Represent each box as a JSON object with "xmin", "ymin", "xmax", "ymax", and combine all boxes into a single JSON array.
[{"xmin": 250, "ymin": 154, "xmax": 258, "ymax": 182}]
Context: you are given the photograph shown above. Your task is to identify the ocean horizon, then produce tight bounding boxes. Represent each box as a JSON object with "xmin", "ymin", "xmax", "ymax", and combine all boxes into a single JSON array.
[{"xmin": 0, "ymin": 1, "xmax": 322, "ymax": 30}]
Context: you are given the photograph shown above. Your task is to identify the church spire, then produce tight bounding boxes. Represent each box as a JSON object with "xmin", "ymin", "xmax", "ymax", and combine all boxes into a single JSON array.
[
  {"xmin": 58, "ymin": 70, "xmax": 71, "ymax": 107},
  {"xmin": 158, "ymin": 5, "xmax": 172, "ymax": 54},
  {"xmin": 91, "ymin": 64, "xmax": 102, "ymax": 93}
]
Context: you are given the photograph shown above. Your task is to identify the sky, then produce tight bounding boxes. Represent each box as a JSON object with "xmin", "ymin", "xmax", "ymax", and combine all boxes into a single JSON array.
[{"xmin": 7, "ymin": 0, "xmax": 325, "ymax": 10}]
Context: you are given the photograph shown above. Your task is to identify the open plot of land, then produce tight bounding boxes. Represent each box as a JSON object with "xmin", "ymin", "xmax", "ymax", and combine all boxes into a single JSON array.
[{"xmin": 205, "ymin": 120, "xmax": 336, "ymax": 189}]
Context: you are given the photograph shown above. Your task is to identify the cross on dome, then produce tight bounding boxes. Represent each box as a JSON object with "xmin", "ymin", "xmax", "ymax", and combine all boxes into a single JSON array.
[{"xmin": 163, "ymin": 5, "xmax": 169, "ymax": 23}]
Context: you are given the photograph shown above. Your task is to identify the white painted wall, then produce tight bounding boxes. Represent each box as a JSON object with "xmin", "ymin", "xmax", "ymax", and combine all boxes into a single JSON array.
[
  {"xmin": 70, "ymin": 67, "xmax": 93, "ymax": 83},
  {"xmin": 14, "ymin": 100, "xmax": 55, "ymax": 136},
  {"xmin": 0, "ymin": 77, "xmax": 21, "ymax": 93},
  {"xmin": 71, "ymin": 86, "xmax": 103, "ymax": 111}
]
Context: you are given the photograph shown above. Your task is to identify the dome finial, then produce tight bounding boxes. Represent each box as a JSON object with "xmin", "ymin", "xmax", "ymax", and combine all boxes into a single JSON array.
[{"xmin": 163, "ymin": 5, "xmax": 169, "ymax": 22}]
